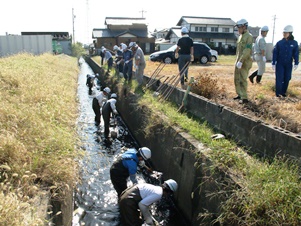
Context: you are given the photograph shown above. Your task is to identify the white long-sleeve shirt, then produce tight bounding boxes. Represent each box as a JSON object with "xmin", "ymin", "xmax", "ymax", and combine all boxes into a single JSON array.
[{"xmin": 95, "ymin": 91, "xmax": 107, "ymax": 106}]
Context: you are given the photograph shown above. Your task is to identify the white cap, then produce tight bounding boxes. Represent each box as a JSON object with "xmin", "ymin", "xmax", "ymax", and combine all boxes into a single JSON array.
[
  {"xmin": 235, "ymin": 19, "xmax": 248, "ymax": 27},
  {"xmin": 139, "ymin": 147, "xmax": 151, "ymax": 160},
  {"xmin": 121, "ymin": 43, "xmax": 127, "ymax": 51},
  {"xmin": 102, "ymin": 48, "xmax": 106, "ymax": 53},
  {"xmin": 103, "ymin": 87, "xmax": 111, "ymax": 94},
  {"xmin": 261, "ymin": 26, "xmax": 269, "ymax": 32},
  {"xmin": 129, "ymin": 42, "xmax": 137, "ymax": 48},
  {"xmin": 164, "ymin": 179, "xmax": 178, "ymax": 192},
  {"xmin": 283, "ymin": 25, "xmax": 293, "ymax": 33},
  {"xmin": 181, "ymin": 27, "xmax": 189, "ymax": 34},
  {"xmin": 113, "ymin": 45, "xmax": 119, "ymax": 51},
  {"xmin": 110, "ymin": 93, "xmax": 117, "ymax": 99}
]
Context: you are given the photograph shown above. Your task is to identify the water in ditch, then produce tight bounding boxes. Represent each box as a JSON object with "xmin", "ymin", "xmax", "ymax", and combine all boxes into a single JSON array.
[{"xmin": 72, "ymin": 58, "xmax": 187, "ymax": 226}]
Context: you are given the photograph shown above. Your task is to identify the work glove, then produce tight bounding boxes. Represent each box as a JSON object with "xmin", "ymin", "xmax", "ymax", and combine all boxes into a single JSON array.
[
  {"xmin": 236, "ymin": 61, "xmax": 242, "ymax": 69},
  {"xmin": 294, "ymin": 65, "xmax": 298, "ymax": 71},
  {"xmin": 139, "ymin": 160, "xmax": 145, "ymax": 168},
  {"xmin": 175, "ymin": 53, "xmax": 179, "ymax": 59},
  {"xmin": 117, "ymin": 61, "xmax": 120, "ymax": 65},
  {"xmin": 113, "ymin": 110, "xmax": 118, "ymax": 115},
  {"xmin": 125, "ymin": 60, "xmax": 129, "ymax": 64},
  {"xmin": 262, "ymin": 56, "xmax": 266, "ymax": 62},
  {"xmin": 190, "ymin": 54, "xmax": 194, "ymax": 62},
  {"xmin": 272, "ymin": 64, "xmax": 276, "ymax": 71}
]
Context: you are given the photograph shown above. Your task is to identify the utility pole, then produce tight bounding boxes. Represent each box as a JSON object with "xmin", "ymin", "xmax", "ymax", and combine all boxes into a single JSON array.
[
  {"xmin": 272, "ymin": 15, "xmax": 277, "ymax": 46},
  {"xmin": 72, "ymin": 8, "xmax": 76, "ymax": 44},
  {"xmin": 139, "ymin": 9, "xmax": 147, "ymax": 18}
]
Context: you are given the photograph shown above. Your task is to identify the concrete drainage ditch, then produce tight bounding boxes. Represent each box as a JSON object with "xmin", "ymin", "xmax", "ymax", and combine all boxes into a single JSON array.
[{"xmin": 71, "ymin": 58, "xmax": 186, "ymax": 226}]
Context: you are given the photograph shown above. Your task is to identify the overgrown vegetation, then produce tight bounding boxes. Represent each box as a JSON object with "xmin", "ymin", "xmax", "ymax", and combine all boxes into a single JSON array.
[
  {"xmin": 123, "ymin": 79, "xmax": 301, "ymax": 225},
  {"xmin": 71, "ymin": 42, "xmax": 87, "ymax": 58},
  {"xmin": 0, "ymin": 53, "xmax": 82, "ymax": 225}
]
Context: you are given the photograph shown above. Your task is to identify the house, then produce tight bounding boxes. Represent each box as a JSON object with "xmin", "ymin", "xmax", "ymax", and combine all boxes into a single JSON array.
[
  {"xmin": 92, "ymin": 17, "xmax": 156, "ymax": 54},
  {"xmin": 164, "ymin": 16, "xmax": 239, "ymax": 54},
  {"xmin": 21, "ymin": 32, "xmax": 72, "ymax": 55}
]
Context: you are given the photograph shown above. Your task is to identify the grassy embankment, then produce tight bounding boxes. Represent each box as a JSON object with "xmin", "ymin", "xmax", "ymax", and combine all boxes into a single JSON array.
[
  {"xmin": 103, "ymin": 55, "xmax": 301, "ymax": 225},
  {"xmin": 0, "ymin": 53, "xmax": 82, "ymax": 225}
]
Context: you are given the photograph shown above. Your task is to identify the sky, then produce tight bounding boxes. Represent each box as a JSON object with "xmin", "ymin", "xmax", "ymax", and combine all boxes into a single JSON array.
[{"xmin": 1, "ymin": 0, "xmax": 300, "ymax": 46}]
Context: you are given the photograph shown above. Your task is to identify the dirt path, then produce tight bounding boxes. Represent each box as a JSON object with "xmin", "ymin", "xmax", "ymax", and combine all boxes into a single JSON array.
[{"xmin": 144, "ymin": 61, "xmax": 301, "ymax": 134}]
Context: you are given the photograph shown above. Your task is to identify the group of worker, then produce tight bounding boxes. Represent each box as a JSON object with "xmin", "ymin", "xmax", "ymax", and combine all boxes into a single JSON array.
[
  {"xmin": 86, "ymin": 77, "xmax": 178, "ymax": 225},
  {"xmin": 233, "ymin": 19, "xmax": 299, "ymax": 104},
  {"xmin": 100, "ymin": 42, "xmax": 146, "ymax": 87},
  {"xmin": 175, "ymin": 20, "xmax": 299, "ymax": 103},
  {"xmin": 110, "ymin": 146, "xmax": 178, "ymax": 226}
]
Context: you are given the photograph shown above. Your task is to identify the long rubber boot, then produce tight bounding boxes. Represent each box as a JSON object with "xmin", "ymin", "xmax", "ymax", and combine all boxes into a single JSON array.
[
  {"xmin": 248, "ymin": 70, "xmax": 258, "ymax": 83},
  {"xmin": 256, "ymin": 75, "xmax": 262, "ymax": 84}
]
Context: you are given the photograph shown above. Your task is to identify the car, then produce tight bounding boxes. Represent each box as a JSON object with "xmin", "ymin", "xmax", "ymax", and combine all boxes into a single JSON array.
[
  {"xmin": 210, "ymin": 49, "xmax": 218, "ymax": 62},
  {"xmin": 149, "ymin": 42, "xmax": 212, "ymax": 64},
  {"xmin": 201, "ymin": 43, "xmax": 218, "ymax": 62}
]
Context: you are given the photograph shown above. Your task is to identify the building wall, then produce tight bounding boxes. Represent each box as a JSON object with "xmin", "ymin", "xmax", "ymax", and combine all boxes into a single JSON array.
[{"xmin": 0, "ymin": 35, "xmax": 53, "ymax": 57}]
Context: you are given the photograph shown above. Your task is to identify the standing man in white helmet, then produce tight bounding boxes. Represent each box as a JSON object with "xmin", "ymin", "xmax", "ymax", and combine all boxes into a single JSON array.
[
  {"xmin": 175, "ymin": 27, "xmax": 194, "ymax": 87},
  {"xmin": 92, "ymin": 87, "xmax": 111, "ymax": 126},
  {"xmin": 272, "ymin": 25, "xmax": 299, "ymax": 98},
  {"xmin": 119, "ymin": 179, "xmax": 178, "ymax": 226},
  {"xmin": 102, "ymin": 48, "xmax": 113, "ymax": 74},
  {"xmin": 110, "ymin": 147, "xmax": 152, "ymax": 198},
  {"xmin": 233, "ymin": 19, "xmax": 253, "ymax": 104},
  {"xmin": 249, "ymin": 26, "xmax": 269, "ymax": 84},
  {"xmin": 129, "ymin": 42, "xmax": 146, "ymax": 87}
]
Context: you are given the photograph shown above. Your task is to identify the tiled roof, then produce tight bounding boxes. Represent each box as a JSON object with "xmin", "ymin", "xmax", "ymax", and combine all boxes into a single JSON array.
[
  {"xmin": 177, "ymin": 16, "xmax": 236, "ymax": 26},
  {"xmin": 105, "ymin": 17, "xmax": 148, "ymax": 26},
  {"xmin": 92, "ymin": 29, "xmax": 153, "ymax": 38}
]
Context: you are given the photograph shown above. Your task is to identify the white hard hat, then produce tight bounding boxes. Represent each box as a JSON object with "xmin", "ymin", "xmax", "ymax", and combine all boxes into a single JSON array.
[
  {"xmin": 110, "ymin": 93, "xmax": 117, "ymax": 99},
  {"xmin": 235, "ymin": 19, "xmax": 248, "ymax": 27},
  {"xmin": 181, "ymin": 27, "xmax": 189, "ymax": 34},
  {"xmin": 113, "ymin": 45, "xmax": 119, "ymax": 51},
  {"xmin": 129, "ymin": 42, "xmax": 137, "ymax": 48},
  {"xmin": 283, "ymin": 25, "xmax": 293, "ymax": 33},
  {"xmin": 139, "ymin": 147, "xmax": 151, "ymax": 160},
  {"xmin": 261, "ymin": 26, "xmax": 269, "ymax": 32},
  {"xmin": 121, "ymin": 43, "xmax": 127, "ymax": 51},
  {"xmin": 102, "ymin": 48, "xmax": 106, "ymax": 53},
  {"xmin": 164, "ymin": 179, "xmax": 178, "ymax": 192},
  {"xmin": 103, "ymin": 87, "xmax": 111, "ymax": 94}
]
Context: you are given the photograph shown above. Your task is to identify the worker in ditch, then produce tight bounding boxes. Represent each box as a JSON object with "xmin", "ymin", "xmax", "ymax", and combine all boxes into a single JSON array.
[
  {"xmin": 86, "ymin": 73, "xmax": 95, "ymax": 95},
  {"xmin": 92, "ymin": 87, "xmax": 111, "ymax": 126},
  {"xmin": 101, "ymin": 93, "xmax": 118, "ymax": 141},
  {"xmin": 110, "ymin": 147, "xmax": 152, "ymax": 197},
  {"xmin": 119, "ymin": 179, "xmax": 178, "ymax": 226},
  {"xmin": 233, "ymin": 19, "xmax": 253, "ymax": 104}
]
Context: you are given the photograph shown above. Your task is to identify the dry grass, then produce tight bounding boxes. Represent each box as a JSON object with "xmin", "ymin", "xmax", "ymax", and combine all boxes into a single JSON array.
[
  {"xmin": 0, "ymin": 53, "xmax": 81, "ymax": 225},
  {"xmin": 144, "ymin": 57, "xmax": 301, "ymax": 133}
]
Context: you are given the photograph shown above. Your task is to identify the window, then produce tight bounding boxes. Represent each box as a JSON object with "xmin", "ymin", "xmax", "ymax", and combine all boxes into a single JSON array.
[
  {"xmin": 199, "ymin": 27, "xmax": 207, "ymax": 32},
  {"xmin": 222, "ymin": 28, "xmax": 230, "ymax": 32},
  {"xmin": 211, "ymin": 27, "xmax": 218, "ymax": 32},
  {"xmin": 195, "ymin": 27, "xmax": 199, "ymax": 32}
]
